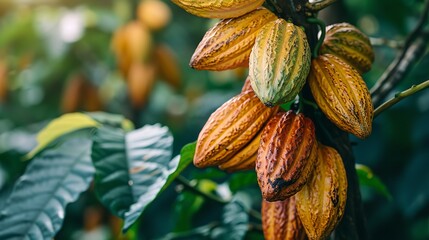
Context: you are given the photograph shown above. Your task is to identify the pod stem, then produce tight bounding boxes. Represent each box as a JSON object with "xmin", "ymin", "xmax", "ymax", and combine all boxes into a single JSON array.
[{"xmin": 306, "ymin": 17, "xmax": 326, "ymax": 58}]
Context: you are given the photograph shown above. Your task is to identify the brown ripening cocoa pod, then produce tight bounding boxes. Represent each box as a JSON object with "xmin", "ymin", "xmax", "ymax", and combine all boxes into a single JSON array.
[
  {"xmin": 61, "ymin": 74, "xmax": 86, "ymax": 113},
  {"xmin": 0, "ymin": 61, "xmax": 8, "ymax": 102},
  {"xmin": 262, "ymin": 196, "xmax": 307, "ymax": 240},
  {"xmin": 153, "ymin": 44, "xmax": 181, "ymax": 90},
  {"xmin": 296, "ymin": 144, "xmax": 347, "ymax": 240},
  {"xmin": 256, "ymin": 111, "xmax": 318, "ymax": 201},
  {"xmin": 83, "ymin": 81, "xmax": 103, "ymax": 112},
  {"xmin": 194, "ymin": 91, "xmax": 278, "ymax": 168}
]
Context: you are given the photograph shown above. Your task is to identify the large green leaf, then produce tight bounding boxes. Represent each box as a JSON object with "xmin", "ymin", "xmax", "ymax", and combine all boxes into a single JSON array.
[
  {"xmin": 86, "ymin": 112, "xmax": 134, "ymax": 131},
  {"xmin": 161, "ymin": 142, "xmax": 196, "ymax": 192},
  {"xmin": 356, "ymin": 164, "xmax": 392, "ymax": 200},
  {"xmin": 91, "ymin": 124, "xmax": 174, "ymax": 232},
  {"xmin": 211, "ymin": 192, "xmax": 251, "ymax": 240},
  {"xmin": 25, "ymin": 113, "xmax": 99, "ymax": 159},
  {"xmin": 0, "ymin": 138, "xmax": 94, "ymax": 239}
]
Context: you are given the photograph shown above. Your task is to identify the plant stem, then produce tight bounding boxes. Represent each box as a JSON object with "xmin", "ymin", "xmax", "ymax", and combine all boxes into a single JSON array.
[
  {"xmin": 175, "ymin": 175, "xmax": 229, "ymax": 204},
  {"xmin": 371, "ymin": 0, "xmax": 429, "ymax": 107},
  {"xmin": 369, "ymin": 37, "xmax": 404, "ymax": 49},
  {"xmin": 374, "ymin": 80, "xmax": 429, "ymax": 117},
  {"xmin": 306, "ymin": 17, "xmax": 326, "ymax": 58},
  {"xmin": 306, "ymin": 0, "xmax": 338, "ymax": 12}
]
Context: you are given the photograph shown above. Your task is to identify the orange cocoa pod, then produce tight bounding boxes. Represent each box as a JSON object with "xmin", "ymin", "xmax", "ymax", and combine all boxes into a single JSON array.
[
  {"xmin": 296, "ymin": 144, "xmax": 347, "ymax": 240},
  {"xmin": 262, "ymin": 196, "xmax": 307, "ymax": 240},
  {"xmin": 61, "ymin": 74, "xmax": 85, "ymax": 113},
  {"xmin": 194, "ymin": 91, "xmax": 278, "ymax": 168},
  {"xmin": 137, "ymin": 0, "xmax": 172, "ymax": 31},
  {"xmin": 308, "ymin": 54, "xmax": 373, "ymax": 139},
  {"xmin": 83, "ymin": 82, "xmax": 103, "ymax": 112},
  {"xmin": 127, "ymin": 62, "xmax": 156, "ymax": 109},
  {"xmin": 0, "ymin": 61, "xmax": 8, "ymax": 102},
  {"xmin": 256, "ymin": 111, "xmax": 318, "ymax": 201}
]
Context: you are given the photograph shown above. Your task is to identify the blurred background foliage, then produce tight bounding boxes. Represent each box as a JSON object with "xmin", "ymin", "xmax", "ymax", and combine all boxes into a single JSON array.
[{"xmin": 0, "ymin": 0, "xmax": 428, "ymax": 239}]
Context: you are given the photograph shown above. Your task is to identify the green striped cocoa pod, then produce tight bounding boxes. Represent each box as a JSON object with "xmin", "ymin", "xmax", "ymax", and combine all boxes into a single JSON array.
[{"xmin": 249, "ymin": 19, "xmax": 311, "ymax": 107}]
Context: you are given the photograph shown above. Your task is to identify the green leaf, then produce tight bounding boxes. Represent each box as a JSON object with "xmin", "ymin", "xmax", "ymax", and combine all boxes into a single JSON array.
[
  {"xmin": 356, "ymin": 164, "xmax": 392, "ymax": 200},
  {"xmin": 0, "ymin": 138, "xmax": 94, "ymax": 240},
  {"xmin": 91, "ymin": 124, "xmax": 174, "ymax": 232},
  {"xmin": 86, "ymin": 112, "xmax": 134, "ymax": 131},
  {"xmin": 173, "ymin": 191, "xmax": 204, "ymax": 232},
  {"xmin": 161, "ymin": 142, "xmax": 196, "ymax": 192},
  {"xmin": 25, "ymin": 113, "xmax": 99, "ymax": 159},
  {"xmin": 211, "ymin": 192, "xmax": 251, "ymax": 240},
  {"xmin": 228, "ymin": 172, "xmax": 258, "ymax": 193}
]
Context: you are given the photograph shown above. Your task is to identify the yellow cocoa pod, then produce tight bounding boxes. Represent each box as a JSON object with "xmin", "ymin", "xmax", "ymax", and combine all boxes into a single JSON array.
[
  {"xmin": 256, "ymin": 111, "xmax": 318, "ymax": 201},
  {"xmin": 137, "ymin": 0, "xmax": 172, "ymax": 31},
  {"xmin": 194, "ymin": 91, "xmax": 278, "ymax": 168},
  {"xmin": 296, "ymin": 144, "xmax": 347, "ymax": 240},
  {"xmin": 154, "ymin": 44, "xmax": 181, "ymax": 89},
  {"xmin": 218, "ymin": 130, "xmax": 261, "ymax": 172},
  {"xmin": 190, "ymin": 8, "xmax": 277, "ymax": 71},
  {"xmin": 127, "ymin": 62, "xmax": 156, "ymax": 109},
  {"xmin": 308, "ymin": 54, "xmax": 373, "ymax": 139},
  {"xmin": 249, "ymin": 19, "xmax": 311, "ymax": 107},
  {"xmin": 262, "ymin": 196, "xmax": 307, "ymax": 240},
  {"xmin": 171, "ymin": 0, "xmax": 265, "ymax": 19},
  {"xmin": 320, "ymin": 23, "xmax": 374, "ymax": 73}
]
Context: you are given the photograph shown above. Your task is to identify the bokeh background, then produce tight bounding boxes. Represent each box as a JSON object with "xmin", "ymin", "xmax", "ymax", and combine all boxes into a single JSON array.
[{"xmin": 0, "ymin": 0, "xmax": 428, "ymax": 239}]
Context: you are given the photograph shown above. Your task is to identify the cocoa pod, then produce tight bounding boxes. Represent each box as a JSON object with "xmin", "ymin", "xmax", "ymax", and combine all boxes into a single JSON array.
[
  {"xmin": 83, "ymin": 81, "xmax": 103, "ymax": 112},
  {"xmin": 190, "ymin": 8, "xmax": 277, "ymax": 71},
  {"xmin": 171, "ymin": 0, "xmax": 265, "ymax": 19},
  {"xmin": 262, "ymin": 196, "xmax": 307, "ymax": 240},
  {"xmin": 154, "ymin": 44, "xmax": 181, "ymax": 89},
  {"xmin": 256, "ymin": 111, "xmax": 318, "ymax": 201},
  {"xmin": 241, "ymin": 76, "xmax": 253, "ymax": 92},
  {"xmin": 320, "ymin": 22, "xmax": 374, "ymax": 73},
  {"xmin": 296, "ymin": 144, "xmax": 347, "ymax": 240},
  {"xmin": 194, "ymin": 91, "xmax": 278, "ymax": 168},
  {"xmin": 137, "ymin": 0, "xmax": 172, "ymax": 31},
  {"xmin": 127, "ymin": 62, "xmax": 156, "ymax": 109},
  {"xmin": 308, "ymin": 54, "xmax": 373, "ymax": 139},
  {"xmin": 0, "ymin": 61, "xmax": 8, "ymax": 102},
  {"xmin": 111, "ymin": 21, "xmax": 153, "ymax": 76},
  {"xmin": 61, "ymin": 74, "xmax": 86, "ymax": 113},
  {"xmin": 249, "ymin": 19, "xmax": 311, "ymax": 107},
  {"xmin": 218, "ymin": 130, "xmax": 261, "ymax": 172}
]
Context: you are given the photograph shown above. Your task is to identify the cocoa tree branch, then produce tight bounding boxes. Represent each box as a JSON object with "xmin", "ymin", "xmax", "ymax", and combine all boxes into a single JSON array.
[
  {"xmin": 306, "ymin": 0, "xmax": 338, "ymax": 12},
  {"xmin": 175, "ymin": 175, "xmax": 229, "ymax": 204},
  {"xmin": 369, "ymin": 37, "xmax": 404, "ymax": 49},
  {"xmin": 374, "ymin": 79, "xmax": 429, "ymax": 117},
  {"xmin": 371, "ymin": 0, "xmax": 429, "ymax": 107}
]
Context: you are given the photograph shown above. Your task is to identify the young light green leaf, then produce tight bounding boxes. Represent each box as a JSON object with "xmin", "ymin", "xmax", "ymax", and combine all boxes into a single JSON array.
[
  {"xmin": 25, "ymin": 113, "xmax": 99, "ymax": 159},
  {"xmin": 161, "ymin": 142, "xmax": 196, "ymax": 192},
  {"xmin": 356, "ymin": 164, "xmax": 392, "ymax": 200},
  {"xmin": 86, "ymin": 112, "xmax": 134, "ymax": 131},
  {"xmin": 0, "ymin": 138, "xmax": 94, "ymax": 240},
  {"xmin": 91, "ymin": 124, "xmax": 174, "ymax": 232}
]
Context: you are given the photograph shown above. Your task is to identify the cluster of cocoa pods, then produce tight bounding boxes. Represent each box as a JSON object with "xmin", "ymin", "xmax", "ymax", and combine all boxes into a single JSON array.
[
  {"xmin": 173, "ymin": 0, "xmax": 375, "ymax": 239},
  {"xmin": 111, "ymin": 0, "xmax": 180, "ymax": 109}
]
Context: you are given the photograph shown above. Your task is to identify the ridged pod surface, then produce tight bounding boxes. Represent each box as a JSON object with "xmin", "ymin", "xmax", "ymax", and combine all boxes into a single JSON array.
[
  {"xmin": 309, "ymin": 54, "xmax": 373, "ymax": 139},
  {"xmin": 194, "ymin": 91, "xmax": 278, "ymax": 168},
  {"xmin": 241, "ymin": 76, "xmax": 253, "ymax": 92},
  {"xmin": 256, "ymin": 111, "xmax": 318, "ymax": 201},
  {"xmin": 262, "ymin": 196, "xmax": 307, "ymax": 240},
  {"xmin": 249, "ymin": 19, "xmax": 311, "ymax": 107},
  {"xmin": 171, "ymin": 0, "xmax": 265, "ymax": 19},
  {"xmin": 320, "ymin": 22, "xmax": 374, "ymax": 73},
  {"xmin": 218, "ymin": 130, "xmax": 261, "ymax": 172},
  {"xmin": 190, "ymin": 8, "xmax": 277, "ymax": 71},
  {"xmin": 296, "ymin": 144, "xmax": 347, "ymax": 240}
]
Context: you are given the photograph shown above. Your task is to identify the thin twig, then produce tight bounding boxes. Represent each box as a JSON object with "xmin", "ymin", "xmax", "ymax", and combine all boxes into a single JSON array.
[
  {"xmin": 374, "ymin": 80, "xmax": 429, "ymax": 117},
  {"xmin": 369, "ymin": 37, "xmax": 404, "ymax": 49},
  {"xmin": 175, "ymin": 175, "xmax": 229, "ymax": 204},
  {"xmin": 306, "ymin": 0, "xmax": 338, "ymax": 12},
  {"xmin": 371, "ymin": 0, "xmax": 429, "ymax": 106}
]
